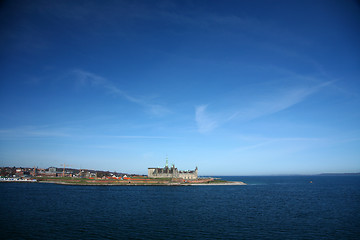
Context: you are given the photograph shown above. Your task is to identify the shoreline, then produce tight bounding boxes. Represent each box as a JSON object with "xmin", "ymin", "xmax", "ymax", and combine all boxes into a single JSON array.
[
  {"xmin": 38, "ymin": 180, "xmax": 247, "ymax": 186},
  {"xmin": 190, "ymin": 181, "xmax": 246, "ymax": 186}
]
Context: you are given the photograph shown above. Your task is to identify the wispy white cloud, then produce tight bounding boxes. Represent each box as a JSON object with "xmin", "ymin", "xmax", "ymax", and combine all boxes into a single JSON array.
[
  {"xmin": 240, "ymin": 81, "xmax": 333, "ymax": 120},
  {"xmin": 0, "ymin": 115, "xmax": 174, "ymax": 141},
  {"xmin": 195, "ymin": 81, "xmax": 334, "ymax": 133},
  {"xmin": 234, "ymin": 140, "xmax": 275, "ymax": 152},
  {"xmin": 0, "ymin": 126, "xmax": 169, "ymax": 140},
  {"xmin": 0, "ymin": 127, "xmax": 71, "ymax": 139},
  {"xmin": 234, "ymin": 136, "xmax": 329, "ymax": 152},
  {"xmin": 237, "ymin": 135, "xmax": 327, "ymax": 142},
  {"xmin": 104, "ymin": 135, "xmax": 169, "ymax": 139},
  {"xmin": 195, "ymin": 105, "xmax": 218, "ymax": 133},
  {"xmin": 72, "ymin": 69, "xmax": 169, "ymax": 116}
]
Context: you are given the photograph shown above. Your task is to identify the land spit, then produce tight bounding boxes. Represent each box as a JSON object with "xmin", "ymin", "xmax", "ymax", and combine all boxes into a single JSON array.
[
  {"xmin": 190, "ymin": 181, "xmax": 247, "ymax": 186},
  {"xmin": 37, "ymin": 178, "xmax": 246, "ymax": 186},
  {"xmin": 39, "ymin": 181, "xmax": 247, "ymax": 186}
]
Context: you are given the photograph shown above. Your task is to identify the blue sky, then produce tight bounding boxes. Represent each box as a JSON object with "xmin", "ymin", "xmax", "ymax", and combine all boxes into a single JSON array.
[{"xmin": 1, "ymin": 0, "xmax": 359, "ymax": 175}]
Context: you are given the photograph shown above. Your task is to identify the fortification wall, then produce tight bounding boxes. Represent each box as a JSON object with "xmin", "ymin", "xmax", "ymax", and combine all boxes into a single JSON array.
[
  {"xmin": 178, "ymin": 171, "xmax": 198, "ymax": 180},
  {"xmin": 148, "ymin": 168, "xmax": 179, "ymax": 178},
  {"xmin": 150, "ymin": 173, "xmax": 176, "ymax": 178},
  {"xmin": 148, "ymin": 168, "xmax": 155, "ymax": 178},
  {"xmin": 148, "ymin": 166, "xmax": 198, "ymax": 180}
]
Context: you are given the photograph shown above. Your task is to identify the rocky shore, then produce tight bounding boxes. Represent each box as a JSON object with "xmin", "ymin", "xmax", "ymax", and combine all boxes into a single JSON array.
[
  {"xmin": 190, "ymin": 181, "xmax": 247, "ymax": 186},
  {"xmin": 39, "ymin": 180, "xmax": 247, "ymax": 186}
]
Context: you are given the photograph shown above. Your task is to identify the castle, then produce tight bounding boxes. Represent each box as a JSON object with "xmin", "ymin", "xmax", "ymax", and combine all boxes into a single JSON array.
[{"xmin": 148, "ymin": 158, "xmax": 198, "ymax": 180}]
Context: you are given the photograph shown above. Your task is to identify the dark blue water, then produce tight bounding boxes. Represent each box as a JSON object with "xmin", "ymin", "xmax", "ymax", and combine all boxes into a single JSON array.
[{"xmin": 1, "ymin": 176, "xmax": 359, "ymax": 239}]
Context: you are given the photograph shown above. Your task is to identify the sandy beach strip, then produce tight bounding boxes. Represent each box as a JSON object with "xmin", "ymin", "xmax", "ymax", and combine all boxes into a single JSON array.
[
  {"xmin": 38, "ymin": 180, "xmax": 247, "ymax": 186},
  {"xmin": 190, "ymin": 181, "xmax": 247, "ymax": 186}
]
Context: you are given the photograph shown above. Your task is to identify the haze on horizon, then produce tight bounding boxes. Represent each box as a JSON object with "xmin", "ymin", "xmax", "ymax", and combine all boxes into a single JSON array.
[{"xmin": 0, "ymin": 0, "xmax": 359, "ymax": 176}]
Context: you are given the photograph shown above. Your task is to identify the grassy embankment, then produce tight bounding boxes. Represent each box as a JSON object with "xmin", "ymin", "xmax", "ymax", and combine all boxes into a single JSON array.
[
  {"xmin": 36, "ymin": 176, "xmax": 187, "ymax": 185},
  {"xmin": 34, "ymin": 176, "xmax": 238, "ymax": 185}
]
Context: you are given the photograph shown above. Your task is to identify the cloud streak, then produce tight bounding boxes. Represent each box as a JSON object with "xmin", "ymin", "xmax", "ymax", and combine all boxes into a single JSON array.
[
  {"xmin": 0, "ymin": 127, "xmax": 71, "ymax": 139},
  {"xmin": 72, "ymin": 69, "xmax": 169, "ymax": 116},
  {"xmin": 236, "ymin": 137, "xmax": 326, "ymax": 151},
  {"xmin": 195, "ymin": 81, "xmax": 333, "ymax": 133},
  {"xmin": 102, "ymin": 135, "xmax": 170, "ymax": 139},
  {"xmin": 195, "ymin": 105, "xmax": 218, "ymax": 133},
  {"xmin": 0, "ymin": 127, "xmax": 169, "ymax": 140},
  {"xmin": 236, "ymin": 80, "xmax": 333, "ymax": 121}
]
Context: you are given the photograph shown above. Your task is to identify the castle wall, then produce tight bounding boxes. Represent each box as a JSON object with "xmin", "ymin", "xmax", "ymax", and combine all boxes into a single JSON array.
[
  {"xmin": 148, "ymin": 166, "xmax": 198, "ymax": 180},
  {"xmin": 178, "ymin": 169, "xmax": 198, "ymax": 180},
  {"xmin": 148, "ymin": 168, "xmax": 155, "ymax": 178},
  {"xmin": 148, "ymin": 167, "xmax": 178, "ymax": 178}
]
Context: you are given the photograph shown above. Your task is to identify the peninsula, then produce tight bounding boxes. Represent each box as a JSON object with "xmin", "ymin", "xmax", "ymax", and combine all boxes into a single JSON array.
[
  {"xmin": 35, "ymin": 176, "xmax": 246, "ymax": 186},
  {"xmin": 0, "ymin": 164, "xmax": 247, "ymax": 186}
]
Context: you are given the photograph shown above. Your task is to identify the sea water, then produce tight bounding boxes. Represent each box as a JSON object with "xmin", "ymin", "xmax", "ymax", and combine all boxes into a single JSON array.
[{"xmin": 1, "ymin": 176, "xmax": 359, "ymax": 239}]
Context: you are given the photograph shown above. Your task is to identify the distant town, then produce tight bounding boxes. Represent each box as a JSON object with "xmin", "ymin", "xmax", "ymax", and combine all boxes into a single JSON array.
[
  {"xmin": 1, "ymin": 159, "xmax": 199, "ymax": 181},
  {"xmin": 0, "ymin": 165, "xmax": 248, "ymax": 185},
  {"xmin": 0, "ymin": 166, "xmax": 130, "ymax": 179}
]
